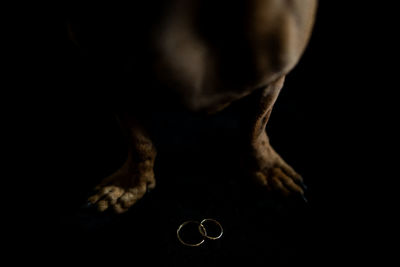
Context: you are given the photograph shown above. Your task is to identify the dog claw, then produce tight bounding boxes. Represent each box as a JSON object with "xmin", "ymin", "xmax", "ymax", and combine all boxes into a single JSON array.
[
  {"xmin": 299, "ymin": 182, "xmax": 308, "ymax": 191},
  {"xmin": 81, "ymin": 201, "xmax": 94, "ymax": 209}
]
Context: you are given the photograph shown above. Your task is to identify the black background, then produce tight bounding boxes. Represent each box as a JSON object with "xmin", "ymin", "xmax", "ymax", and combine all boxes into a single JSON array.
[{"xmin": 12, "ymin": 1, "xmax": 391, "ymax": 265}]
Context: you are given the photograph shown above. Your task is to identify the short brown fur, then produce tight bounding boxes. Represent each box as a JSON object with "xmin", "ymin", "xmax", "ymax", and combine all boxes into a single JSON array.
[{"xmin": 68, "ymin": 0, "xmax": 319, "ymax": 213}]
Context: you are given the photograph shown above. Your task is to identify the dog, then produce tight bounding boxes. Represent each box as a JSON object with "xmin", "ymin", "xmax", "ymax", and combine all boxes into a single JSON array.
[{"xmin": 66, "ymin": 0, "xmax": 317, "ymax": 213}]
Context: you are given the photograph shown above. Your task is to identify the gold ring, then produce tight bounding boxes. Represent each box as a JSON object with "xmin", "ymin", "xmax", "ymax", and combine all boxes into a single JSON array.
[
  {"xmin": 200, "ymin": 218, "xmax": 223, "ymax": 240},
  {"xmin": 176, "ymin": 221, "xmax": 207, "ymax": 247}
]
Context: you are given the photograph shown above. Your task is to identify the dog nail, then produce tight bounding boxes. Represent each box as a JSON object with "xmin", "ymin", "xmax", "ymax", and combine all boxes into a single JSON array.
[
  {"xmin": 299, "ymin": 182, "xmax": 308, "ymax": 191},
  {"xmin": 81, "ymin": 201, "xmax": 94, "ymax": 209},
  {"xmin": 301, "ymin": 195, "xmax": 308, "ymax": 203}
]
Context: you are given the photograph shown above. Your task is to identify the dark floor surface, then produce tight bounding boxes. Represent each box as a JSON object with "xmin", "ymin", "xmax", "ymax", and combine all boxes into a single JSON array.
[
  {"xmin": 48, "ymin": 107, "xmax": 318, "ymax": 266},
  {"xmin": 41, "ymin": 69, "xmax": 344, "ymax": 266}
]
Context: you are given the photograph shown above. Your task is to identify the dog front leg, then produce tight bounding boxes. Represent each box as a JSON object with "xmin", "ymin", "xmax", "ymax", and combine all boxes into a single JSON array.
[{"xmin": 88, "ymin": 112, "xmax": 157, "ymax": 213}]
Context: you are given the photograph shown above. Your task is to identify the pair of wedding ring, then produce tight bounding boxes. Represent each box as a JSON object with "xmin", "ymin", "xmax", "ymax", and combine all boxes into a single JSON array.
[{"xmin": 177, "ymin": 218, "xmax": 223, "ymax": 247}]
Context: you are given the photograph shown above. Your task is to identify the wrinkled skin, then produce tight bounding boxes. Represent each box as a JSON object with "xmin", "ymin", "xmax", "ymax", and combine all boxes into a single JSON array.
[{"xmin": 69, "ymin": 0, "xmax": 318, "ymax": 213}]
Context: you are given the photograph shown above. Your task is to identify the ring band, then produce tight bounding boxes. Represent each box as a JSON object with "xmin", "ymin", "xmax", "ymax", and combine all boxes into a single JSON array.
[
  {"xmin": 176, "ymin": 221, "xmax": 207, "ymax": 247},
  {"xmin": 177, "ymin": 218, "xmax": 223, "ymax": 246},
  {"xmin": 200, "ymin": 218, "xmax": 224, "ymax": 240}
]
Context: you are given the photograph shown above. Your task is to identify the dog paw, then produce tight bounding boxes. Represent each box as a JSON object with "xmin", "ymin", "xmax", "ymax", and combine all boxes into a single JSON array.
[{"xmin": 88, "ymin": 164, "xmax": 155, "ymax": 213}]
